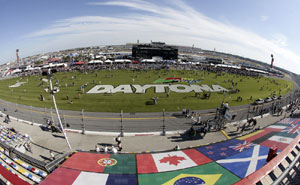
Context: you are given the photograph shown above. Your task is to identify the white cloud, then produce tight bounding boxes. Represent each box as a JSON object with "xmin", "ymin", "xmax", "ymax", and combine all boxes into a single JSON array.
[
  {"xmin": 22, "ymin": 0, "xmax": 300, "ymax": 74},
  {"xmin": 260, "ymin": 15, "xmax": 269, "ymax": 22},
  {"xmin": 271, "ymin": 33, "xmax": 287, "ymax": 47}
]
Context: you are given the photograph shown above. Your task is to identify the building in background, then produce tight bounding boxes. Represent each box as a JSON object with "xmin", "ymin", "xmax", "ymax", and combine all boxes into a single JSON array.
[{"xmin": 132, "ymin": 42, "xmax": 178, "ymax": 60}]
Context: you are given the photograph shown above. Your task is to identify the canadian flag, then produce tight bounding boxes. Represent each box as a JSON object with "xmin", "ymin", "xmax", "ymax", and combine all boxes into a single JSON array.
[{"xmin": 137, "ymin": 149, "xmax": 212, "ymax": 173}]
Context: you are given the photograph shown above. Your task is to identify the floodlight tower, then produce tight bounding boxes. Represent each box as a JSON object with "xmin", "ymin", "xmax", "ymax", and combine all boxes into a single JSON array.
[
  {"xmin": 270, "ymin": 54, "xmax": 274, "ymax": 68},
  {"xmin": 16, "ymin": 49, "xmax": 20, "ymax": 67}
]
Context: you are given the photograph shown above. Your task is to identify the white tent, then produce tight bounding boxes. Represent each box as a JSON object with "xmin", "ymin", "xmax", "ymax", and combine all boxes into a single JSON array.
[
  {"xmin": 124, "ymin": 59, "xmax": 131, "ymax": 63},
  {"xmin": 141, "ymin": 59, "xmax": 156, "ymax": 63},
  {"xmin": 42, "ymin": 65, "xmax": 50, "ymax": 68},
  {"xmin": 114, "ymin": 59, "xmax": 125, "ymax": 63},
  {"xmin": 104, "ymin": 60, "xmax": 113, "ymax": 64},
  {"xmin": 88, "ymin": 60, "xmax": 103, "ymax": 64}
]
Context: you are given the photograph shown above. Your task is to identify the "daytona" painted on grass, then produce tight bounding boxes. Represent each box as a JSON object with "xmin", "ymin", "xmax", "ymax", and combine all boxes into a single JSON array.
[{"xmin": 87, "ymin": 84, "xmax": 228, "ymax": 94}]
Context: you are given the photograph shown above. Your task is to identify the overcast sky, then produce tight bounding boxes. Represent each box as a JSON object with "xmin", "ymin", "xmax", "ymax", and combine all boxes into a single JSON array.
[{"xmin": 1, "ymin": 0, "xmax": 300, "ymax": 74}]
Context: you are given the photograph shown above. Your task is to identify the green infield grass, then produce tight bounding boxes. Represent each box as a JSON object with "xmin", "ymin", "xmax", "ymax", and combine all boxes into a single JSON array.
[{"xmin": 0, "ymin": 69, "xmax": 293, "ymax": 112}]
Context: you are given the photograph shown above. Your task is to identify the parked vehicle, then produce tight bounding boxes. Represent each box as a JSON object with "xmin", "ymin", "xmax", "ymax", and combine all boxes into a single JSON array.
[
  {"xmin": 264, "ymin": 97, "xmax": 273, "ymax": 103},
  {"xmin": 254, "ymin": 98, "xmax": 264, "ymax": 105}
]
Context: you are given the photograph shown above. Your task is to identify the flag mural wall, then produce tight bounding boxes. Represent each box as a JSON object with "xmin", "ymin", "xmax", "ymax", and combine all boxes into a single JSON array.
[{"xmin": 40, "ymin": 118, "xmax": 300, "ymax": 185}]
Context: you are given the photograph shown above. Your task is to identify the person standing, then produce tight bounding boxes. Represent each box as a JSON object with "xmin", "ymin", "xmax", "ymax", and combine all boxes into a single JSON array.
[
  {"xmin": 115, "ymin": 135, "xmax": 121, "ymax": 145},
  {"xmin": 95, "ymin": 145, "xmax": 100, "ymax": 152},
  {"xmin": 111, "ymin": 146, "xmax": 118, "ymax": 154},
  {"xmin": 117, "ymin": 143, "xmax": 122, "ymax": 151},
  {"xmin": 50, "ymin": 150, "xmax": 55, "ymax": 161},
  {"xmin": 241, "ymin": 124, "xmax": 246, "ymax": 134},
  {"xmin": 252, "ymin": 119, "xmax": 257, "ymax": 129}
]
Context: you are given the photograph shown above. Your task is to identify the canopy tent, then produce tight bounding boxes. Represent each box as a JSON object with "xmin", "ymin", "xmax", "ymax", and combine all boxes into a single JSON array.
[
  {"xmin": 88, "ymin": 60, "xmax": 103, "ymax": 64},
  {"xmin": 114, "ymin": 59, "xmax": 132, "ymax": 63},
  {"xmin": 75, "ymin": 61, "xmax": 86, "ymax": 65},
  {"xmin": 141, "ymin": 59, "xmax": 156, "ymax": 63},
  {"xmin": 104, "ymin": 60, "xmax": 113, "ymax": 64}
]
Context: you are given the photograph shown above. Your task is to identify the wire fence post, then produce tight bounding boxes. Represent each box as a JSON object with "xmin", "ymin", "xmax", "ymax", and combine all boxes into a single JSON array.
[
  {"xmin": 44, "ymin": 107, "xmax": 47, "ymax": 119},
  {"xmin": 162, "ymin": 108, "xmax": 166, "ymax": 136},
  {"xmin": 50, "ymin": 107, "xmax": 55, "ymax": 125},
  {"xmin": 62, "ymin": 110, "xmax": 66, "ymax": 127},
  {"xmin": 120, "ymin": 110, "xmax": 124, "ymax": 137},
  {"xmin": 30, "ymin": 105, "xmax": 33, "ymax": 125},
  {"xmin": 81, "ymin": 109, "xmax": 85, "ymax": 134}
]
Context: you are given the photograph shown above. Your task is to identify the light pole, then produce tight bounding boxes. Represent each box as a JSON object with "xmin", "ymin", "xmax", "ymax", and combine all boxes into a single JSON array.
[{"xmin": 48, "ymin": 73, "xmax": 73, "ymax": 152}]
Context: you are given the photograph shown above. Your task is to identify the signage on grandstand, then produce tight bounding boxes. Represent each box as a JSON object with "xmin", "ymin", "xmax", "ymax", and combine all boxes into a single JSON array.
[{"xmin": 87, "ymin": 84, "xmax": 228, "ymax": 94}]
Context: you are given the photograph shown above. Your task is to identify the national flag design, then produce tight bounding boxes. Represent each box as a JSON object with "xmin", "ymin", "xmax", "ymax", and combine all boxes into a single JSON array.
[
  {"xmin": 138, "ymin": 162, "xmax": 241, "ymax": 185},
  {"xmin": 61, "ymin": 152, "xmax": 136, "ymax": 174},
  {"xmin": 40, "ymin": 167, "xmax": 137, "ymax": 185},
  {"xmin": 238, "ymin": 130, "xmax": 272, "ymax": 142},
  {"xmin": 217, "ymin": 145, "xmax": 275, "ymax": 178},
  {"xmin": 196, "ymin": 139, "xmax": 255, "ymax": 161},
  {"xmin": 265, "ymin": 124, "xmax": 287, "ymax": 130},
  {"xmin": 292, "ymin": 118, "xmax": 300, "ymax": 125},
  {"xmin": 162, "ymin": 174, "xmax": 221, "ymax": 185},
  {"xmin": 268, "ymin": 135, "xmax": 294, "ymax": 144},
  {"xmin": 277, "ymin": 118, "xmax": 296, "ymax": 124},
  {"xmin": 251, "ymin": 131, "xmax": 278, "ymax": 144},
  {"xmin": 137, "ymin": 149, "xmax": 212, "ymax": 174},
  {"xmin": 282, "ymin": 124, "xmax": 300, "ymax": 134},
  {"xmin": 260, "ymin": 132, "xmax": 295, "ymax": 151},
  {"xmin": 229, "ymin": 141, "xmax": 254, "ymax": 152}
]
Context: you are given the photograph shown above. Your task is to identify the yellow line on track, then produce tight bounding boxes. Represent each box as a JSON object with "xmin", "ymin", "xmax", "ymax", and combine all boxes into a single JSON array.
[
  {"xmin": 0, "ymin": 101, "xmax": 268, "ymax": 120},
  {"xmin": 0, "ymin": 102, "xmax": 175, "ymax": 120}
]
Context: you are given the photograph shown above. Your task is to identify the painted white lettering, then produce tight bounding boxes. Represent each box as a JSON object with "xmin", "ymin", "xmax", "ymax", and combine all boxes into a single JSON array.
[
  {"xmin": 132, "ymin": 85, "xmax": 154, "ymax": 93},
  {"xmin": 153, "ymin": 85, "xmax": 168, "ymax": 93},
  {"xmin": 191, "ymin": 85, "xmax": 213, "ymax": 92},
  {"xmin": 87, "ymin": 84, "xmax": 228, "ymax": 94},
  {"xmin": 87, "ymin": 85, "xmax": 113, "ymax": 94},
  {"xmin": 212, "ymin": 85, "xmax": 229, "ymax": 92},
  {"xmin": 169, "ymin": 85, "xmax": 192, "ymax": 93},
  {"xmin": 111, "ymin": 85, "xmax": 133, "ymax": 93}
]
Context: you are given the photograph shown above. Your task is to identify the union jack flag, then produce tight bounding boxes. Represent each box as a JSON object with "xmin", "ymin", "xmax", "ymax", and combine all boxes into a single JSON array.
[
  {"xmin": 282, "ymin": 124, "xmax": 300, "ymax": 134},
  {"xmin": 229, "ymin": 141, "xmax": 254, "ymax": 152},
  {"xmin": 278, "ymin": 118, "xmax": 296, "ymax": 124}
]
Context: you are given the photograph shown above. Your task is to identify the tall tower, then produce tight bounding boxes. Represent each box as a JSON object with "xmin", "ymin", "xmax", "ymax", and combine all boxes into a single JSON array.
[
  {"xmin": 270, "ymin": 54, "xmax": 274, "ymax": 68},
  {"xmin": 16, "ymin": 49, "xmax": 20, "ymax": 67}
]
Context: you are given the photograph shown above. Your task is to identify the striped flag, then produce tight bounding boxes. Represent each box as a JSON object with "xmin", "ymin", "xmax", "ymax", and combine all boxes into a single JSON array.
[
  {"xmin": 40, "ymin": 167, "xmax": 137, "ymax": 185},
  {"xmin": 260, "ymin": 133, "xmax": 295, "ymax": 151}
]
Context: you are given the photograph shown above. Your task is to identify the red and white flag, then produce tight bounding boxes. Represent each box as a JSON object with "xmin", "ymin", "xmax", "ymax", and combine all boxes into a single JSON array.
[{"xmin": 137, "ymin": 149, "xmax": 211, "ymax": 173}]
